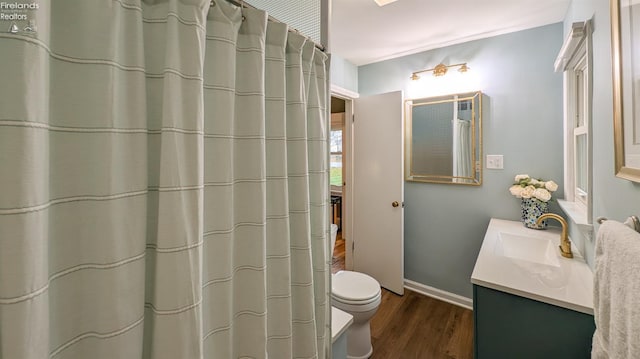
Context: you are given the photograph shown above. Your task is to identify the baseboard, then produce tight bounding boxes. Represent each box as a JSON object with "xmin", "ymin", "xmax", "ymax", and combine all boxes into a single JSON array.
[{"xmin": 404, "ymin": 279, "xmax": 473, "ymax": 310}]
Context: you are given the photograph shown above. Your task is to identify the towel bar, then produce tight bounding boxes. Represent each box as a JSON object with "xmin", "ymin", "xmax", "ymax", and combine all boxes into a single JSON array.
[{"xmin": 596, "ymin": 215, "xmax": 640, "ymax": 233}]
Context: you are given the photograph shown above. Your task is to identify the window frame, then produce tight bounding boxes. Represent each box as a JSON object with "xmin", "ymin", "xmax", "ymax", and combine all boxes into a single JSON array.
[
  {"xmin": 558, "ymin": 21, "xmax": 593, "ymax": 225},
  {"xmin": 330, "ymin": 112, "xmax": 346, "ymax": 194},
  {"xmin": 330, "ymin": 128, "xmax": 343, "ymax": 188},
  {"xmin": 572, "ymin": 53, "xmax": 589, "ymax": 208}
]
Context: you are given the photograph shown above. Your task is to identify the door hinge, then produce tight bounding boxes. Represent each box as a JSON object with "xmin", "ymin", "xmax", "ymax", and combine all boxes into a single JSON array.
[
  {"xmin": 352, "ymin": 240, "xmax": 355, "ymax": 252},
  {"xmin": 352, "ymin": 114, "xmax": 355, "ymax": 123}
]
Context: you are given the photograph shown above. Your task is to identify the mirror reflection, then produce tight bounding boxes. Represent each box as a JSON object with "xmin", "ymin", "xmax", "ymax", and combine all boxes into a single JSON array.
[
  {"xmin": 405, "ymin": 91, "xmax": 482, "ymax": 185},
  {"xmin": 612, "ymin": 0, "xmax": 640, "ymax": 181}
]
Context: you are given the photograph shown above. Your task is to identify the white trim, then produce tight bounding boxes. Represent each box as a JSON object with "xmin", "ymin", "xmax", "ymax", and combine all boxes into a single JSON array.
[
  {"xmin": 330, "ymin": 88, "xmax": 358, "ymax": 271},
  {"xmin": 554, "ymin": 22, "xmax": 587, "ymax": 72},
  {"xmin": 404, "ymin": 279, "xmax": 473, "ymax": 310},
  {"xmin": 330, "ymin": 84, "xmax": 360, "ymax": 99},
  {"xmin": 562, "ymin": 72, "xmax": 574, "ymax": 202},
  {"xmin": 321, "ymin": 0, "xmax": 330, "ymax": 51},
  {"xmin": 558, "ymin": 199, "xmax": 593, "ymax": 233},
  {"xmin": 559, "ymin": 19, "xmax": 593, "ymax": 224}
]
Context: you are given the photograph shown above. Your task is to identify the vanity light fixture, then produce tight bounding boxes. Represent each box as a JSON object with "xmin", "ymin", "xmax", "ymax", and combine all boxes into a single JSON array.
[
  {"xmin": 374, "ymin": 0, "xmax": 398, "ymax": 6},
  {"xmin": 410, "ymin": 62, "xmax": 469, "ymax": 80}
]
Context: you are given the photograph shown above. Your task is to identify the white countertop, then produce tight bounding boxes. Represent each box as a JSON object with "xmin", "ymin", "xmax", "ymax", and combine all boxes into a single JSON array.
[
  {"xmin": 331, "ymin": 306, "xmax": 353, "ymax": 343},
  {"xmin": 471, "ymin": 218, "xmax": 594, "ymax": 315}
]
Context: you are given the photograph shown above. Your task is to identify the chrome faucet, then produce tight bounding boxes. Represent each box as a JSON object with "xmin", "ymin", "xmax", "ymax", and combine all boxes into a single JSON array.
[{"xmin": 536, "ymin": 213, "xmax": 573, "ymax": 258}]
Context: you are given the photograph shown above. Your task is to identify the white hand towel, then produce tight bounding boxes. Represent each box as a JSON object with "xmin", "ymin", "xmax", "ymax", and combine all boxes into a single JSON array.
[{"xmin": 592, "ymin": 220, "xmax": 640, "ymax": 359}]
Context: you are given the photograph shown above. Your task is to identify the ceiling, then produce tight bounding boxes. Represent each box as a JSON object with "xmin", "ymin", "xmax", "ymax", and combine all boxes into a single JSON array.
[{"xmin": 330, "ymin": 0, "xmax": 571, "ymax": 66}]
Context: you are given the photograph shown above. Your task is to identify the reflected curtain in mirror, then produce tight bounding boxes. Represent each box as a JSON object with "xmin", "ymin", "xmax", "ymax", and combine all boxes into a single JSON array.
[{"xmin": 405, "ymin": 91, "xmax": 482, "ymax": 185}]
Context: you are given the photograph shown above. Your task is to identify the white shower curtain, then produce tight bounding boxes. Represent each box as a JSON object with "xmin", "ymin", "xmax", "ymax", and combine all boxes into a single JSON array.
[
  {"xmin": 203, "ymin": 2, "xmax": 329, "ymax": 358},
  {"xmin": 0, "ymin": 0, "xmax": 329, "ymax": 357},
  {"xmin": 453, "ymin": 119, "xmax": 472, "ymax": 180}
]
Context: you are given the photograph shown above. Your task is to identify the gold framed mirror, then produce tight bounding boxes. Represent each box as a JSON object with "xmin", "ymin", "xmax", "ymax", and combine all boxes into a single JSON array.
[
  {"xmin": 611, "ymin": 0, "xmax": 640, "ymax": 182},
  {"xmin": 404, "ymin": 91, "xmax": 482, "ymax": 185}
]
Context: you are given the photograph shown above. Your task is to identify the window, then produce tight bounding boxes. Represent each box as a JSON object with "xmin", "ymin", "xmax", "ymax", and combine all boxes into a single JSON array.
[
  {"xmin": 573, "ymin": 55, "xmax": 589, "ymax": 207},
  {"xmin": 556, "ymin": 21, "xmax": 592, "ymax": 225},
  {"xmin": 330, "ymin": 129, "xmax": 343, "ymax": 187}
]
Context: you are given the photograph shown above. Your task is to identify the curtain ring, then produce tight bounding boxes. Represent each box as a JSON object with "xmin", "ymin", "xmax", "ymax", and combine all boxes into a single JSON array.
[{"xmin": 210, "ymin": 0, "xmax": 215, "ymax": 7}]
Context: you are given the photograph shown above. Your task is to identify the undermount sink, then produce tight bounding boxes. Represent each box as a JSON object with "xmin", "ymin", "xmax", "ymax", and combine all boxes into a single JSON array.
[
  {"xmin": 472, "ymin": 219, "xmax": 594, "ymax": 315},
  {"xmin": 494, "ymin": 232, "xmax": 560, "ymax": 267}
]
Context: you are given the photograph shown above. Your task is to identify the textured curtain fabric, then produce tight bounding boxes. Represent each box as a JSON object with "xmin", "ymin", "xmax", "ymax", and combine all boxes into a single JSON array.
[
  {"xmin": 203, "ymin": 2, "xmax": 329, "ymax": 357},
  {"xmin": 0, "ymin": 0, "xmax": 329, "ymax": 357},
  {"xmin": 454, "ymin": 119, "xmax": 472, "ymax": 179}
]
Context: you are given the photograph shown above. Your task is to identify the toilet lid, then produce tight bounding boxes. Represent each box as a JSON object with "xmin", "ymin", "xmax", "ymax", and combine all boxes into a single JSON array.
[{"xmin": 332, "ymin": 271, "xmax": 381, "ymax": 302}]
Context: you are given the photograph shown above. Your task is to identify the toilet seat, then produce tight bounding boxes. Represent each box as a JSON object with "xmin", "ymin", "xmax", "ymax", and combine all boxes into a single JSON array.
[
  {"xmin": 331, "ymin": 271, "xmax": 381, "ymax": 359},
  {"xmin": 332, "ymin": 271, "xmax": 381, "ymax": 305}
]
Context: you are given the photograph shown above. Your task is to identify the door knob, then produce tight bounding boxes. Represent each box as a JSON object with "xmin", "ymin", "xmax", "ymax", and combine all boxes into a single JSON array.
[{"xmin": 392, "ymin": 201, "xmax": 399, "ymax": 207}]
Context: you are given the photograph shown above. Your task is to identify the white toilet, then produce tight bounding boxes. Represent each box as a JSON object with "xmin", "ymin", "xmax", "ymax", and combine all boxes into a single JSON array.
[{"xmin": 330, "ymin": 224, "xmax": 382, "ymax": 359}]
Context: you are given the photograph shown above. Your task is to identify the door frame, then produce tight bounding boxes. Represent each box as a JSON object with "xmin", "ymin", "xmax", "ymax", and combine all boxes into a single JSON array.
[{"xmin": 330, "ymin": 84, "xmax": 358, "ymax": 270}]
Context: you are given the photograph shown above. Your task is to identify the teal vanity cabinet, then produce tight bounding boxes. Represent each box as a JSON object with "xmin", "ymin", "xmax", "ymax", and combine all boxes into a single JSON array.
[
  {"xmin": 473, "ymin": 285, "xmax": 595, "ymax": 359},
  {"xmin": 471, "ymin": 219, "xmax": 596, "ymax": 359}
]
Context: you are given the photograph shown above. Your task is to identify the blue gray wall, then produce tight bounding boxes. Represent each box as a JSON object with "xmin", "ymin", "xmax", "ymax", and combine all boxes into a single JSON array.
[
  {"xmin": 358, "ymin": 24, "xmax": 564, "ymax": 298},
  {"xmin": 563, "ymin": 0, "xmax": 640, "ymax": 267},
  {"xmin": 330, "ymin": 54, "xmax": 358, "ymax": 93}
]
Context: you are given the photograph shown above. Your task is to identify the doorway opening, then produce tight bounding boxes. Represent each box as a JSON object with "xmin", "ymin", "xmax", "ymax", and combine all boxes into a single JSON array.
[
  {"xmin": 329, "ymin": 87, "xmax": 404, "ymax": 294},
  {"xmin": 331, "ymin": 96, "xmax": 346, "ymax": 273},
  {"xmin": 329, "ymin": 85, "xmax": 358, "ymax": 274}
]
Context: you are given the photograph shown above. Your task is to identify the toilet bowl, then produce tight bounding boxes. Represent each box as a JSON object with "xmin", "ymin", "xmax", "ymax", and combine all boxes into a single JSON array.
[{"xmin": 330, "ymin": 224, "xmax": 381, "ymax": 359}]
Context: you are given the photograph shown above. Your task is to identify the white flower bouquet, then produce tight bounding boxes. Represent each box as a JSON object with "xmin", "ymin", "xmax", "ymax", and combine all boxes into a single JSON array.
[{"xmin": 509, "ymin": 174, "xmax": 558, "ymax": 202}]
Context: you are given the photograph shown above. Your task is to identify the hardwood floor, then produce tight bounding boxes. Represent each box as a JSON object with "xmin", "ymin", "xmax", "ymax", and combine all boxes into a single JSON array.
[
  {"xmin": 369, "ymin": 289, "xmax": 473, "ymax": 359},
  {"xmin": 331, "ymin": 231, "xmax": 345, "ymax": 274},
  {"xmin": 331, "ymin": 232, "xmax": 474, "ymax": 359}
]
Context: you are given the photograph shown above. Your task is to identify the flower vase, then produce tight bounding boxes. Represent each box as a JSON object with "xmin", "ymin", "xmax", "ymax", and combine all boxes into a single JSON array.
[{"xmin": 521, "ymin": 198, "xmax": 549, "ymax": 229}]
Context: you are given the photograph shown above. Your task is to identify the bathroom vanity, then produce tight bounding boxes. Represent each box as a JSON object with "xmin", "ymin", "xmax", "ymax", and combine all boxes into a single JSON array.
[
  {"xmin": 331, "ymin": 306, "xmax": 353, "ymax": 359},
  {"xmin": 471, "ymin": 219, "xmax": 595, "ymax": 359}
]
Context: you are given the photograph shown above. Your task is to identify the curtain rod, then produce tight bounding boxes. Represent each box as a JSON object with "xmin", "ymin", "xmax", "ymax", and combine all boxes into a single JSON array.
[{"xmin": 212, "ymin": 0, "xmax": 326, "ymax": 52}]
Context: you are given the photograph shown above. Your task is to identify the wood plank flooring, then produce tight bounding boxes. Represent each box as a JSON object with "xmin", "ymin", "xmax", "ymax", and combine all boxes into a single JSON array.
[
  {"xmin": 331, "ymin": 230, "xmax": 346, "ymax": 274},
  {"xmin": 331, "ymin": 233, "xmax": 474, "ymax": 359},
  {"xmin": 369, "ymin": 289, "xmax": 474, "ymax": 359}
]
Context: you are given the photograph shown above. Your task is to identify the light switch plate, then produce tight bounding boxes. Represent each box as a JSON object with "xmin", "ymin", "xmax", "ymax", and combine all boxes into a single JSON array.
[{"xmin": 486, "ymin": 155, "xmax": 504, "ymax": 169}]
